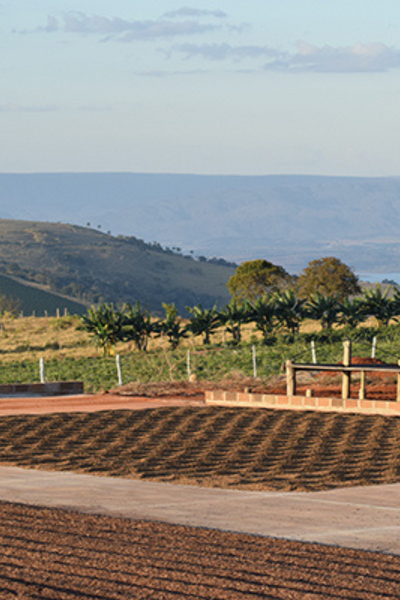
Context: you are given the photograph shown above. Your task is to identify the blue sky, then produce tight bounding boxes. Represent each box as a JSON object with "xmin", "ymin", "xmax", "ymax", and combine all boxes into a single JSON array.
[{"xmin": 1, "ymin": 1, "xmax": 400, "ymax": 175}]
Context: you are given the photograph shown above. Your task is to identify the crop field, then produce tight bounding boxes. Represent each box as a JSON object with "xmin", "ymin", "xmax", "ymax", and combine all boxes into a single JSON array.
[
  {"xmin": 2, "ymin": 406, "xmax": 400, "ymax": 597},
  {"xmin": 1, "ymin": 315, "xmax": 400, "ymax": 393},
  {"xmin": 1, "ymin": 501, "xmax": 400, "ymax": 599},
  {"xmin": 2, "ymin": 317, "xmax": 400, "ymax": 597},
  {"xmin": 1, "ymin": 406, "xmax": 400, "ymax": 492}
]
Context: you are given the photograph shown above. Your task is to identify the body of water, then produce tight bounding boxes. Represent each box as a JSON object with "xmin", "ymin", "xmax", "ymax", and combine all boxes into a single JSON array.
[{"xmin": 358, "ymin": 273, "xmax": 400, "ymax": 285}]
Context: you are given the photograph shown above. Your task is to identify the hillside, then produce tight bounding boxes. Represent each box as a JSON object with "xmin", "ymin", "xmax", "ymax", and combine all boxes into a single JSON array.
[
  {"xmin": 1, "ymin": 173, "xmax": 400, "ymax": 272},
  {"xmin": 0, "ymin": 273, "xmax": 86, "ymax": 316},
  {"xmin": 0, "ymin": 219, "xmax": 235, "ymax": 313}
]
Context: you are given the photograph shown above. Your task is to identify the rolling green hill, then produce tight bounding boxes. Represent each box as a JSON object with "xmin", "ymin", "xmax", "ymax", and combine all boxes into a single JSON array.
[
  {"xmin": 0, "ymin": 273, "xmax": 87, "ymax": 316},
  {"xmin": 0, "ymin": 219, "xmax": 236, "ymax": 314}
]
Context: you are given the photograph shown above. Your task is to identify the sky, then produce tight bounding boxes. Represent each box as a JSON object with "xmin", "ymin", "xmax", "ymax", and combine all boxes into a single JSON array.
[{"xmin": 1, "ymin": 1, "xmax": 400, "ymax": 176}]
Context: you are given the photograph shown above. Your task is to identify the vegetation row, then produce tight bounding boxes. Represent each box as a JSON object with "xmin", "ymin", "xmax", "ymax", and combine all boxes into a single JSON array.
[{"xmin": 80, "ymin": 285, "xmax": 400, "ymax": 357}]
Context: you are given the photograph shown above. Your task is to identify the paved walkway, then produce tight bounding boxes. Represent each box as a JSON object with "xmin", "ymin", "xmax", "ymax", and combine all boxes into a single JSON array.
[{"xmin": 1, "ymin": 465, "xmax": 400, "ymax": 555}]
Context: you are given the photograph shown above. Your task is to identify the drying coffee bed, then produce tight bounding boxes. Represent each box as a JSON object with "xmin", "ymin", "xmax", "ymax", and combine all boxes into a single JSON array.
[
  {"xmin": 0, "ymin": 501, "xmax": 399, "ymax": 599},
  {"xmin": 1, "ymin": 406, "xmax": 400, "ymax": 491}
]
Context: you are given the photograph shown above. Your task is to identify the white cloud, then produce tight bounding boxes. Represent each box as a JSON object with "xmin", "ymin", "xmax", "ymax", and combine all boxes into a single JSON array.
[
  {"xmin": 135, "ymin": 69, "xmax": 207, "ymax": 77},
  {"xmin": 264, "ymin": 42, "xmax": 400, "ymax": 73},
  {"xmin": 173, "ymin": 40, "xmax": 400, "ymax": 73},
  {"xmin": 21, "ymin": 11, "xmax": 220, "ymax": 41},
  {"xmin": 162, "ymin": 8, "xmax": 227, "ymax": 19},
  {"xmin": 173, "ymin": 43, "xmax": 279, "ymax": 62}
]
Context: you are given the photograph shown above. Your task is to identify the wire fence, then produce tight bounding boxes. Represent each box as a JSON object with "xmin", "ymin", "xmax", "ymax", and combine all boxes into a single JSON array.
[{"xmin": 3, "ymin": 333, "xmax": 400, "ymax": 393}]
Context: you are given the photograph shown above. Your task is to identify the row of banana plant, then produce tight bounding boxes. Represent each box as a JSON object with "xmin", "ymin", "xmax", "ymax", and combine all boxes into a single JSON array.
[{"xmin": 80, "ymin": 286, "xmax": 398, "ymax": 355}]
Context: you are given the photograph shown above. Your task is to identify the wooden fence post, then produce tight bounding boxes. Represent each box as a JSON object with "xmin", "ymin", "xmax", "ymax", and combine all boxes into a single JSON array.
[
  {"xmin": 252, "ymin": 345, "xmax": 257, "ymax": 378},
  {"xmin": 39, "ymin": 357, "xmax": 45, "ymax": 384},
  {"xmin": 286, "ymin": 360, "xmax": 296, "ymax": 396},
  {"xmin": 311, "ymin": 340, "xmax": 317, "ymax": 364},
  {"xmin": 187, "ymin": 350, "xmax": 191, "ymax": 380},
  {"xmin": 116, "ymin": 354, "xmax": 123, "ymax": 386},
  {"xmin": 342, "ymin": 340, "xmax": 352, "ymax": 400},
  {"xmin": 359, "ymin": 370, "xmax": 366, "ymax": 400},
  {"xmin": 397, "ymin": 361, "xmax": 400, "ymax": 402}
]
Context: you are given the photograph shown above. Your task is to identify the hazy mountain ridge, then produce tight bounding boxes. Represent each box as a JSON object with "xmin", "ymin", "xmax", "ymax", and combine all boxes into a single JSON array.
[{"xmin": 1, "ymin": 173, "xmax": 400, "ymax": 271}]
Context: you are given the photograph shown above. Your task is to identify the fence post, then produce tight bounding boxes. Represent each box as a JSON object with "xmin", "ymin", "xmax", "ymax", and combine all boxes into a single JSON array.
[
  {"xmin": 252, "ymin": 345, "xmax": 257, "ymax": 378},
  {"xmin": 39, "ymin": 357, "xmax": 45, "ymax": 384},
  {"xmin": 187, "ymin": 350, "xmax": 191, "ymax": 380},
  {"xmin": 359, "ymin": 370, "xmax": 366, "ymax": 400},
  {"xmin": 116, "ymin": 354, "xmax": 123, "ymax": 386},
  {"xmin": 371, "ymin": 336, "xmax": 377, "ymax": 359},
  {"xmin": 397, "ymin": 361, "xmax": 400, "ymax": 402},
  {"xmin": 311, "ymin": 340, "xmax": 317, "ymax": 364},
  {"xmin": 286, "ymin": 360, "xmax": 296, "ymax": 396},
  {"xmin": 342, "ymin": 340, "xmax": 352, "ymax": 400}
]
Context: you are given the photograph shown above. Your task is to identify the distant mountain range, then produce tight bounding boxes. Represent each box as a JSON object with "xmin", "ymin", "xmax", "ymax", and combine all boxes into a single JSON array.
[{"xmin": 1, "ymin": 172, "xmax": 400, "ymax": 273}]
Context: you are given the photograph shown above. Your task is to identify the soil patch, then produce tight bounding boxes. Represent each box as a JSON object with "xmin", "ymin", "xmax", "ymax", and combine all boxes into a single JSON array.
[
  {"xmin": 1, "ymin": 406, "xmax": 400, "ymax": 492},
  {"xmin": 114, "ymin": 357, "xmax": 400, "ymax": 401},
  {"xmin": 1, "ymin": 500, "xmax": 400, "ymax": 599}
]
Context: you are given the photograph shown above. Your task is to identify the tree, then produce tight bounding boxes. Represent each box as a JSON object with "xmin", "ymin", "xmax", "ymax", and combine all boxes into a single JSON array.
[
  {"xmin": 123, "ymin": 301, "xmax": 153, "ymax": 351},
  {"xmin": 186, "ymin": 304, "xmax": 219, "ymax": 345},
  {"xmin": 274, "ymin": 290, "xmax": 306, "ymax": 335},
  {"xmin": 362, "ymin": 285, "xmax": 395, "ymax": 328},
  {"xmin": 338, "ymin": 297, "xmax": 366, "ymax": 329},
  {"xmin": 0, "ymin": 294, "xmax": 21, "ymax": 317},
  {"xmin": 80, "ymin": 303, "xmax": 125, "ymax": 356},
  {"xmin": 248, "ymin": 295, "xmax": 276, "ymax": 343},
  {"xmin": 306, "ymin": 293, "xmax": 341, "ymax": 330},
  {"xmin": 156, "ymin": 303, "xmax": 188, "ymax": 350},
  {"xmin": 227, "ymin": 259, "xmax": 291, "ymax": 302},
  {"xmin": 218, "ymin": 298, "xmax": 250, "ymax": 344},
  {"xmin": 298, "ymin": 257, "xmax": 361, "ymax": 300}
]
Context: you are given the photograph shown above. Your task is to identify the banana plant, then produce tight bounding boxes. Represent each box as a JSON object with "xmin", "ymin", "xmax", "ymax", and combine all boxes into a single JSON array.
[
  {"xmin": 362, "ymin": 285, "xmax": 395, "ymax": 327},
  {"xmin": 218, "ymin": 298, "xmax": 250, "ymax": 344},
  {"xmin": 248, "ymin": 295, "xmax": 276, "ymax": 343},
  {"xmin": 80, "ymin": 303, "xmax": 125, "ymax": 356},
  {"xmin": 338, "ymin": 297, "xmax": 366, "ymax": 329},
  {"xmin": 123, "ymin": 301, "xmax": 154, "ymax": 351},
  {"xmin": 186, "ymin": 304, "xmax": 219, "ymax": 345},
  {"xmin": 274, "ymin": 290, "xmax": 306, "ymax": 335},
  {"xmin": 306, "ymin": 293, "xmax": 341, "ymax": 330},
  {"xmin": 156, "ymin": 303, "xmax": 188, "ymax": 350}
]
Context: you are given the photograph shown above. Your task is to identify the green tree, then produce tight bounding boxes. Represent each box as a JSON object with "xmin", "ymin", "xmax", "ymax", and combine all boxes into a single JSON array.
[
  {"xmin": 274, "ymin": 290, "xmax": 306, "ymax": 335},
  {"xmin": 156, "ymin": 303, "xmax": 188, "ymax": 350},
  {"xmin": 338, "ymin": 297, "xmax": 366, "ymax": 329},
  {"xmin": 248, "ymin": 295, "xmax": 276, "ymax": 343},
  {"xmin": 362, "ymin": 285, "xmax": 395, "ymax": 328},
  {"xmin": 227, "ymin": 259, "xmax": 291, "ymax": 302},
  {"xmin": 218, "ymin": 298, "xmax": 250, "ymax": 344},
  {"xmin": 123, "ymin": 301, "xmax": 153, "ymax": 351},
  {"xmin": 306, "ymin": 293, "xmax": 341, "ymax": 330},
  {"xmin": 298, "ymin": 257, "xmax": 361, "ymax": 300},
  {"xmin": 80, "ymin": 303, "xmax": 125, "ymax": 356},
  {"xmin": 0, "ymin": 294, "xmax": 21, "ymax": 318},
  {"xmin": 186, "ymin": 304, "xmax": 219, "ymax": 345}
]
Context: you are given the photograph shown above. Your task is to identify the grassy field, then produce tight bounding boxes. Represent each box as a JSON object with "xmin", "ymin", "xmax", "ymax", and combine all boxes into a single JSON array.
[{"xmin": 0, "ymin": 314, "xmax": 400, "ymax": 392}]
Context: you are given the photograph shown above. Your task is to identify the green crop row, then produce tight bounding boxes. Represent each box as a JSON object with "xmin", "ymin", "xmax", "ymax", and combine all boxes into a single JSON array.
[{"xmin": 1, "ymin": 326, "xmax": 400, "ymax": 392}]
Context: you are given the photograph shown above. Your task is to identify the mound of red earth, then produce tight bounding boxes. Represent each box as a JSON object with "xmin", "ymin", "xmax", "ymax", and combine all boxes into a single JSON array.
[{"xmin": 113, "ymin": 357, "xmax": 398, "ymax": 401}]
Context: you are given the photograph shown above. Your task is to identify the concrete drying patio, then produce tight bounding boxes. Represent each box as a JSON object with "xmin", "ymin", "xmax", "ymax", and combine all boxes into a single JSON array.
[{"xmin": 1, "ymin": 465, "xmax": 400, "ymax": 555}]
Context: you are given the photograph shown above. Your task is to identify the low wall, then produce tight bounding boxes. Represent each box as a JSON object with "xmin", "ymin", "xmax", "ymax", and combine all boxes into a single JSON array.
[
  {"xmin": 205, "ymin": 390, "xmax": 400, "ymax": 417},
  {"xmin": 0, "ymin": 381, "xmax": 84, "ymax": 397}
]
